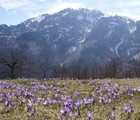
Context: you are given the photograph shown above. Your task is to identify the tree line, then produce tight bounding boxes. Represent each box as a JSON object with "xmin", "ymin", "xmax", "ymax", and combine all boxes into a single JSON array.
[{"xmin": 0, "ymin": 47, "xmax": 140, "ymax": 79}]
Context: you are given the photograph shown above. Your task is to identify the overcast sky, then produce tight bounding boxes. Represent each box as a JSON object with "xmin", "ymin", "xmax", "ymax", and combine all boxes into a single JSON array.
[{"xmin": 0, "ymin": 0, "xmax": 140, "ymax": 25}]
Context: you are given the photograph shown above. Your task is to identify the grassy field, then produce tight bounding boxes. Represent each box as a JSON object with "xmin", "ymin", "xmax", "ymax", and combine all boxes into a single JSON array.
[{"xmin": 0, "ymin": 79, "xmax": 140, "ymax": 120}]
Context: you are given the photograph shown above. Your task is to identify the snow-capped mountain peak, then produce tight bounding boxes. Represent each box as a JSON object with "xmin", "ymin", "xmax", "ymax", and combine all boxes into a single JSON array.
[{"xmin": 0, "ymin": 8, "xmax": 140, "ymax": 65}]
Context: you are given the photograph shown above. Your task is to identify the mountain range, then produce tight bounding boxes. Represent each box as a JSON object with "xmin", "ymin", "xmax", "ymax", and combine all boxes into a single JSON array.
[{"xmin": 0, "ymin": 8, "xmax": 140, "ymax": 66}]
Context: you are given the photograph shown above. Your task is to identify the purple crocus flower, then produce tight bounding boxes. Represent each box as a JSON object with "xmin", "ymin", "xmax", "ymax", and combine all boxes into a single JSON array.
[
  {"xmin": 64, "ymin": 100, "xmax": 73, "ymax": 108},
  {"xmin": 128, "ymin": 100, "xmax": 133, "ymax": 105},
  {"xmin": 28, "ymin": 107, "xmax": 36, "ymax": 115},
  {"xmin": 5, "ymin": 100, "xmax": 14, "ymax": 108},
  {"xmin": 87, "ymin": 111, "xmax": 93, "ymax": 120},
  {"xmin": 73, "ymin": 111, "xmax": 79, "ymax": 118},
  {"xmin": 43, "ymin": 100, "xmax": 48, "ymax": 105},
  {"xmin": 83, "ymin": 98, "xmax": 94, "ymax": 104},
  {"xmin": 60, "ymin": 107, "xmax": 70, "ymax": 115},
  {"xmin": 111, "ymin": 111, "xmax": 116, "ymax": 119},
  {"xmin": 27, "ymin": 100, "xmax": 33, "ymax": 106},
  {"xmin": 21, "ymin": 98, "xmax": 26, "ymax": 103},
  {"xmin": 69, "ymin": 111, "xmax": 79, "ymax": 118},
  {"xmin": 124, "ymin": 105, "xmax": 132, "ymax": 113},
  {"xmin": 111, "ymin": 107, "xmax": 116, "ymax": 120}
]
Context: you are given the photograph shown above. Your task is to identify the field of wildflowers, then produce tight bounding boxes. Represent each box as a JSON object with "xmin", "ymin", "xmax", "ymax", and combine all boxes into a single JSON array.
[{"xmin": 0, "ymin": 79, "xmax": 140, "ymax": 120}]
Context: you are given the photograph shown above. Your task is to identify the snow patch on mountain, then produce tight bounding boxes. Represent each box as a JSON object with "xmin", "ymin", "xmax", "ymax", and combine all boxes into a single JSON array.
[
  {"xmin": 86, "ymin": 16, "xmax": 95, "ymax": 22},
  {"xmin": 110, "ymin": 22, "xmax": 119, "ymax": 26},
  {"xmin": 106, "ymin": 30, "xmax": 113, "ymax": 38},
  {"xmin": 78, "ymin": 38, "xmax": 85, "ymax": 44},
  {"xmin": 85, "ymin": 27, "xmax": 92, "ymax": 33},
  {"xmin": 115, "ymin": 38, "xmax": 124, "ymax": 57},
  {"xmin": 24, "ymin": 22, "xmax": 31, "ymax": 28},
  {"xmin": 77, "ymin": 15, "xmax": 83, "ymax": 20},
  {"xmin": 127, "ymin": 50, "xmax": 131, "ymax": 56},
  {"xmin": 31, "ymin": 15, "xmax": 45, "ymax": 23},
  {"xmin": 129, "ymin": 26, "xmax": 136, "ymax": 34},
  {"xmin": 110, "ymin": 47, "xmax": 114, "ymax": 52},
  {"xmin": 44, "ymin": 25, "xmax": 53, "ymax": 29},
  {"xmin": 53, "ymin": 34, "xmax": 63, "ymax": 42},
  {"xmin": 70, "ymin": 47, "xmax": 77, "ymax": 52},
  {"xmin": 133, "ymin": 52, "xmax": 140, "ymax": 60},
  {"xmin": 62, "ymin": 12, "xmax": 69, "ymax": 17}
]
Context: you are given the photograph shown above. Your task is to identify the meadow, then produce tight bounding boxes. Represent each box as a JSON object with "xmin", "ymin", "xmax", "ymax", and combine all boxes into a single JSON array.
[{"xmin": 0, "ymin": 79, "xmax": 140, "ymax": 120}]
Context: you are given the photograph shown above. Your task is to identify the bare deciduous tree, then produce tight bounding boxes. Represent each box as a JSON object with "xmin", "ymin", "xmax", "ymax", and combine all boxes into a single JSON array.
[{"xmin": 0, "ymin": 48, "xmax": 27, "ymax": 79}]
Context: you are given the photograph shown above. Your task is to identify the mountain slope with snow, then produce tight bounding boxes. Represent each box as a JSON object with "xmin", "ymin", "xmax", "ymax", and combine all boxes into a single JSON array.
[{"xmin": 0, "ymin": 8, "xmax": 140, "ymax": 65}]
